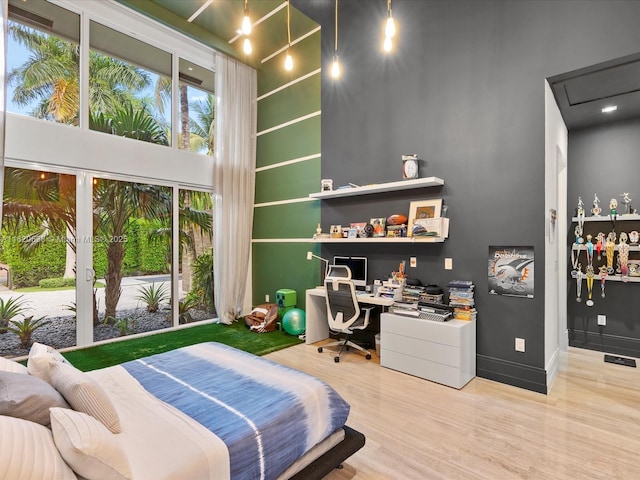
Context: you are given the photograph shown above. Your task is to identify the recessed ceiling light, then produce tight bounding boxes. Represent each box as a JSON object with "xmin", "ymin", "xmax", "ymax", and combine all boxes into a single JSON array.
[
  {"xmin": 188, "ymin": 67, "xmax": 193, "ymax": 71},
  {"xmin": 602, "ymin": 105, "xmax": 618, "ymax": 113}
]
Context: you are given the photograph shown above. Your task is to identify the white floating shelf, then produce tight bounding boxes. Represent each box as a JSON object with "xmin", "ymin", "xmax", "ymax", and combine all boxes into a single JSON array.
[
  {"xmin": 312, "ymin": 236, "xmax": 446, "ymax": 243},
  {"xmin": 571, "ymin": 214, "xmax": 640, "ymax": 222},
  {"xmin": 309, "ymin": 177, "xmax": 444, "ymax": 199}
]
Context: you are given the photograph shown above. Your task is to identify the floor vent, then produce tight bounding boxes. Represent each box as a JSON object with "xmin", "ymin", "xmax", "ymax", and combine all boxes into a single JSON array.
[{"xmin": 604, "ymin": 354, "xmax": 637, "ymax": 368}]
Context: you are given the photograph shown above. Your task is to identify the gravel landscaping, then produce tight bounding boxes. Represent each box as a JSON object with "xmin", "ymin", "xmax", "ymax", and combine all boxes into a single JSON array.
[{"xmin": 0, "ymin": 307, "xmax": 214, "ymax": 357}]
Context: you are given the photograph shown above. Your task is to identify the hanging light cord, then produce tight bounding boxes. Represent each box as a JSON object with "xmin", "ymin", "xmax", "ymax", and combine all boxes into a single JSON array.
[
  {"xmin": 287, "ymin": 0, "xmax": 291, "ymax": 46},
  {"xmin": 387, "ymin": 0, "xmax": 392, "ymax": 17},
  {"xmin": 334, "ymin": 0, "xmax": 339, "ymax": 54}
]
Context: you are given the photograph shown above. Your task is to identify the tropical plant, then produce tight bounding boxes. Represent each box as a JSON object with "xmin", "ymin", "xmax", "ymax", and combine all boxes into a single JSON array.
[
  {"xmin": 103, "ymin": 316, "xmax": 134, "ymax": 337},
  {"xmin": 6, "ymin": 315, "xmax": 50, "ymax": 348},
  {"xmin": 63, "ymin": 301, "xmax": 77, "ymax": 320},
  {"xmin": 93, "ymin": 179, "xmax": 170, "ymax": 319},
  {"xmin": 8, "ymin": 23, "xmax": 151, "ymax": 124},
  {"xmin": 178, "ymin": 293, "xmax": 200, "ymax": 324},
  {"xmin": 0, "ymin": 295, "xmax": 31, "ymax": 334},
  {"xmin": 136, "ymin": 283, "xmax": 169, "ymax": 313},
  {"xmin": 189, "ymin": 94, "xmax": 215, "ymax": 154},
  {"xmin": 191, "ymin": 249, "xmax": 214, "ymax": 313},
  {"xmin": 147, "ymin": 190, "xmax": 213, "ymax": 261}
]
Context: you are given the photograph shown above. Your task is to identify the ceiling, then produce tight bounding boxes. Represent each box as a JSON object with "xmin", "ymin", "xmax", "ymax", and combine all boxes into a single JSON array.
[
  {"xmin": 118, "ymin": 1, "xmax": 640, "ymax": 132},
  {"xmin": 548, "ymin": 52, "xmax": 640, "ymax": 130},
  {"xmin": 117, "ymin": 0, "xmax": 321, "ymax": 68}
]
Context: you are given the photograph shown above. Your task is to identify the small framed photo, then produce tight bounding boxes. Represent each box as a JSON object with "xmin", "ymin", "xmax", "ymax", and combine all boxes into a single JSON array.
[
  {"xmin": 348, "ymin": 228, "xmax": 358, "ymax": 238},
  {"xmin": 370, "ymin": 217, "xmax": 386, "ymax": 237},
  {"xmin": 408, "ymin": 199, "xmax": 442, "ymax": 237}
]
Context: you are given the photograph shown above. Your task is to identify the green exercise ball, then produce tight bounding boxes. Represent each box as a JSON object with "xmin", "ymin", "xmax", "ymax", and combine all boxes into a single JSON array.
[{"xmin": 282, "ymin": 308, "xmax": 306, "ymax": 335}]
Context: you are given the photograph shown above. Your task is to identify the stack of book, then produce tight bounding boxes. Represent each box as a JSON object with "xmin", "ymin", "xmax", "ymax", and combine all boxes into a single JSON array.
[
  {"xmin": 401, "ymin": 285, "xmax": 425, "ymax": 303},
  {"xmin": 447, "ymin": 280, "xmax": 477, "ymax": 321}
]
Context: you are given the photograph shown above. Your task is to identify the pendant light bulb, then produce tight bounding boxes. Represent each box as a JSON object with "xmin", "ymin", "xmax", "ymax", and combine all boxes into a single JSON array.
[
  {"xmin": 243, "ymin": 37, "xmax": 252, "ymax": 55},
  {"xmin": 331, "ymin": 55, "xmax": 341, "ymax": 78},
  {"xmin": 383, "ymin": 36, "xmax": 392, "ymax": 52},
  {"xmin": 285, "ymin": 51, "xmax": 294, "ymax": 71},
  {"xmin": 385, "ymin": 16, "xmax": 396, "ymax": 38},
  {"xmin": 241, "ymin": 1, "xmax": 252, "ymax": 35}
]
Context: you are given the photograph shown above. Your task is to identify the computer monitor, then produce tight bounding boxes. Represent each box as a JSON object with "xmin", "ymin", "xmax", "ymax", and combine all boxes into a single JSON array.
[{"xmin": 332, "ymin": 256, "xmax": 368, "ymax": 289}]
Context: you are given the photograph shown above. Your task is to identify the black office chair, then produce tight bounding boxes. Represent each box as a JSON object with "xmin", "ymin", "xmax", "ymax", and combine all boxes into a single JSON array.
[{"xmin": 318, "ymin": 277, "xmax": 373, "ymax": 363}]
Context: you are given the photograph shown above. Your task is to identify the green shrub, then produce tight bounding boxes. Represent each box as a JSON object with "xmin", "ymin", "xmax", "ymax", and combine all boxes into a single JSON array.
[
  {"xmin": 39, "ymin": 277, "xmax": 76, "ymax": 288},
  {"xmin": 191, "ymin": 249, "xmax": 214, "ymax": 313},
  {"xmin": 0, "ymin": 225, "xmax": 65, "ymax": 287}
]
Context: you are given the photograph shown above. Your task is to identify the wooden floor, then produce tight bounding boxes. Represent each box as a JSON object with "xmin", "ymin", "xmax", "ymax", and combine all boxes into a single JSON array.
[{"xmin": 266, "ymin": 344, "xmax": 640, "ymax": 480}]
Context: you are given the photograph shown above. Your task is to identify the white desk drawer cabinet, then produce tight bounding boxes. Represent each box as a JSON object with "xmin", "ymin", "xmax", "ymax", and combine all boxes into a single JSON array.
[{"xmin": 380, "ymin": 313, "xmax": 476, "ymax": 389}]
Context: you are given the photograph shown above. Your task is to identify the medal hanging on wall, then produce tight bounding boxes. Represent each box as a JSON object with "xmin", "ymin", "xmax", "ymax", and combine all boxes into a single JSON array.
[
  {"xmin": 585, "ymin": 265, "xmax": 595, "ymax": 307},
  {"xmin": 606, "ymin": 232, "xmax": 616, "ymax": 275},
  {"xmin": 570, "ymin": 242, "xmax": 581, "ymax": 278},
  {"xmin": 576, "ymin": 197, "xmax": 585, "ymax": 244},
  {"xmin": 618, "ymin": 232, "xmax": 630, "ymax": 282},
  {"xmin": 596, "ymin": 232, "xmax": 604, "ymax": 261},
  {"xmin": 576, "ymin": 263, "xmax": 583, "ymax": 303},
  {"xmin": 599, "ymin": 265, "xmax": 608, "ymax": 298},
  {"xmin": 585, "ymin": 235, "xmax": 595, "ymax": 306}
]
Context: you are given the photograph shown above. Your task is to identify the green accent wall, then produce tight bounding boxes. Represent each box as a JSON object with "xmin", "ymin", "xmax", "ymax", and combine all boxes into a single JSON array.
[
  {"xmin": 252, "ymin": 242, "xmax": 323, "ymax": 311},
  {"xmin": 256, "ymin": 116, "xmax": 321, "ymax": 169},
  {"xmin": 255, "ymin": 157, "xmax": 321, "ymax": 204},
  {"xmin": 253, "ymin": 20, "xmax": 322, "ymax": 309}
]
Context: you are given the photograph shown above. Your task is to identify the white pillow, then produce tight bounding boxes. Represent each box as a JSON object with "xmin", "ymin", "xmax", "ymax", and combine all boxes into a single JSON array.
[
  {"xmin": 0, "ymin": 415, "xmax": 77, "ymax": 480},
  {"xmin": 50, "ymin": 407, "xmax": 133, "ymax": 480},
  {"xmin": 0, "ymin": 355, "xmax": 29, "ymax": 374},
  {"xmin": 27, "ymin": 342, "xmax": 69, "ymax": 383},
  {"xmin": 49, "ymin": 361, "xmax": 122, "ymax": 434}
]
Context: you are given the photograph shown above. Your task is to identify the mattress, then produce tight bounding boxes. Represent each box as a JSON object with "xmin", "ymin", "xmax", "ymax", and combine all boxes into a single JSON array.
[{"xmin": 92, "ymin": 342, "xmax": 351, "ymax": 480}]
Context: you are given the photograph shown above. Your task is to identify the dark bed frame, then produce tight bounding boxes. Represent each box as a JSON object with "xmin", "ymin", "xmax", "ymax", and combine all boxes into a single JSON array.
[{"xmin": 289, "ymin": 426, "xmax": 366, "ymax": 479}]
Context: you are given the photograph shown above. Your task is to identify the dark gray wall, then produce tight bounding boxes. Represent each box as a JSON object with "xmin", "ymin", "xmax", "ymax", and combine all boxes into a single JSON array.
[
  {"xmin": 567, "ymin": 119, "xmax": 640, "ymax": 357},
  {"xmin": 294, "ymin": 0, "xmax": 640, "ymax": 393}
]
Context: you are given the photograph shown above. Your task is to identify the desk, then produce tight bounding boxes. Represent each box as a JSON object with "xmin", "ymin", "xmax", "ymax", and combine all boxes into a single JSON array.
[{"xmin": 305, "ymin": 287, "xmax": 394, "ymax": 344}]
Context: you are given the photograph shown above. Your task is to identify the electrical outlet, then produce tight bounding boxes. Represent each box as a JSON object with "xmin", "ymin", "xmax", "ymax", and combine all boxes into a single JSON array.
[
  {"xmin": 265, "ymin": 294, "xmax": 270, "ymax": 302},
  {"xmin": 597, "ymin": 315, "xmax": 606, "ymax": 326},
  {"xmin": 515, "ymin": 337, "xmax": 525, "ymax": 352},
  {"xmin": 444, "ymin": 258, "xmax": 453, "ymax": 270},
  {"xmin": 410, "ymin": 256, "xmax": 417, "ymax": 268}
]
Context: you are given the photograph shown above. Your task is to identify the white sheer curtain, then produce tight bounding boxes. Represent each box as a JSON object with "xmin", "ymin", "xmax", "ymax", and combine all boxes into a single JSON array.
[
  {"xmin": 213, "ymin": 54, "xmax": 257, "ymax": 324},
  {"xmin": 0, "ymin": 0, "xmax": 7, "ymax": 227}
]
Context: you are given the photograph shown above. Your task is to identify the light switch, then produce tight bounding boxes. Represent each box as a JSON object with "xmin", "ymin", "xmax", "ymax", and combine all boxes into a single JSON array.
[{"xmin": 444, "ymin": 258, "xmax": 453, "ymax": 270}]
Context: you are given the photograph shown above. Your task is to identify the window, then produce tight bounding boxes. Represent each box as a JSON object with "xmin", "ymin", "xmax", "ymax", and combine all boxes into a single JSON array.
[
  {"xmin": 89, "ymin": 21, "xmax": 171, "ymax": 146},
  {"xmin": 6, "ymin": 0, "xmax": 80, "ymax": 124},
  {"xmin": 178, "ymin": 59, "xmax": 215, "ymax": 155}
]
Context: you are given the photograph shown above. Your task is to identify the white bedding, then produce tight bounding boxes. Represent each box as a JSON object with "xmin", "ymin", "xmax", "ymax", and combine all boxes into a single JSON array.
[{"xmin": 88, "ymin": 365, "xmax": 231, "ymax": 480}]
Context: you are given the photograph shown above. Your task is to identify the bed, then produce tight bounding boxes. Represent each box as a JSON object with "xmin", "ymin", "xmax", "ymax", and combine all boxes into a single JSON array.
[{"xmin": 0, "ymin": 342, "xmax": 365, "ymax": 480}]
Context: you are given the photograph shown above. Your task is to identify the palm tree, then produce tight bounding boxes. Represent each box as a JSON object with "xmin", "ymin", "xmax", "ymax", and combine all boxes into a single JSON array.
[
  {"xmin": 8, "ymin": 23, "xmax": 151, "ymax": 124},
  {"xmin": 91, "ymin": 105, "xmax": 170, "ymax": 320},
  {"xmin": 2, "ymin": 168, "xmax": 76, "ymax": 278},
  {"xmin": 189, "ymin": 94, "xmax": 215, "ymax": 155}
]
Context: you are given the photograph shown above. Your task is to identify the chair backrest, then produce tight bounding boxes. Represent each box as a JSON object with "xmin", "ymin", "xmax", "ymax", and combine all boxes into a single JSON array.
[
  {"xmin": 324, "ymin": 278, "xmax": 361, "ymax": 332},
  {"xmin": 326, "ymin": 264, "xmax": 351, "ymax": 281}
]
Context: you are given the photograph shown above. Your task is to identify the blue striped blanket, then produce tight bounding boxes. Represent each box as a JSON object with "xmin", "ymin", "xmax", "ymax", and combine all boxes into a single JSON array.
[{"xmin": 122, "ymin": 342, "xmax": 350, "ymax": 480}]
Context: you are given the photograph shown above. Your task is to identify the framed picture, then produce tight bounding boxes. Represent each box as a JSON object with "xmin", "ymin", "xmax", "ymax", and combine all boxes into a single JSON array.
[
  {"xmin": 408, "ymin": 199, "xmax": 442, "ymax": 237},
  {"xmin": 370, "ymin": 217, "xmax": 386, "ymax": 237}
]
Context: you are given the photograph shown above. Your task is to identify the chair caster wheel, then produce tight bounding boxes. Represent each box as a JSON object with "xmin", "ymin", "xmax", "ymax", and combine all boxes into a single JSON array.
[
  {"xmin": 334, "ymin": 356, "xmax": 340, "ymax": 363},
  {"xmin": 317, "ymin": 347, "xmax": 323, "ymax": 353},
  {"xmin": 365, "ymin": 354, "xmax": 372, "ymax": 360}
]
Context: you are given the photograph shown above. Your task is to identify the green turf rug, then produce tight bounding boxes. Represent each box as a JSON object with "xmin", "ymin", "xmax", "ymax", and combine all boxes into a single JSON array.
[{"xmin": 62, "ymin": 321, "xmax": 303, "ymax": 371}]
